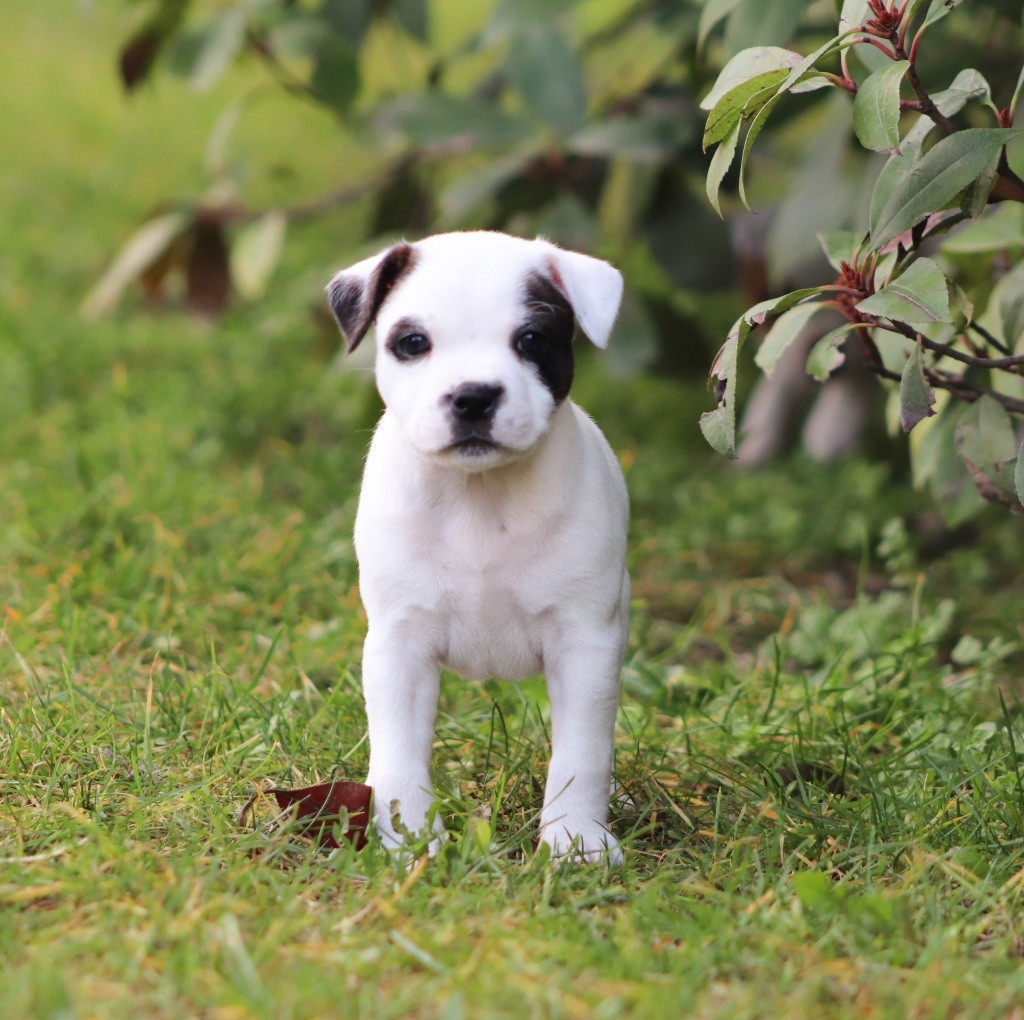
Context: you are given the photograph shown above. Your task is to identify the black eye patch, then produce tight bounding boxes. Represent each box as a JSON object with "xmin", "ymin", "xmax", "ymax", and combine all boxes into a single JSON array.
[{"xmin": 515, "ymin": 273, "xmax": 575, "ymax": 402}]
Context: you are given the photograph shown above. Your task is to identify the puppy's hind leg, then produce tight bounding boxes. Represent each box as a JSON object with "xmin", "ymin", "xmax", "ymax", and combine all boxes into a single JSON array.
[
  {"xmin": 362, "ymin": 624, "xmax": 443, "ymax": 853},
  {"xmin": 540, "ymin": 629, "xmax": 624, "ymax": 864}
]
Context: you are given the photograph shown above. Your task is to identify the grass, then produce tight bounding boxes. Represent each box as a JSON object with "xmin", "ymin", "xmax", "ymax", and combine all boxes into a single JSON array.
[{"xmin": 3, "ymin": 4, "xmax": 1024, "ymax": 1017}]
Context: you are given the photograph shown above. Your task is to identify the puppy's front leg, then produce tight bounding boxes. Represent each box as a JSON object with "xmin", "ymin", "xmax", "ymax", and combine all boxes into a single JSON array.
[
  {"xmin": 541, "ymin": 631, "xmax": 623, "ymax": 864},
  {"xmin": 362, "ymin": 625, "xmax": 442, "ymax": 851}
]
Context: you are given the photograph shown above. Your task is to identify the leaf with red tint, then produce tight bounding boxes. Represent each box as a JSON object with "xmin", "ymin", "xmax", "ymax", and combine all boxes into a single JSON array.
[
  {"xmin": 186, "ymin": 219, "xmax": 231, "ymax": 318},
  {"xmin": 239, "ymin": 781, "xmax": 373, "ymax": 850}
]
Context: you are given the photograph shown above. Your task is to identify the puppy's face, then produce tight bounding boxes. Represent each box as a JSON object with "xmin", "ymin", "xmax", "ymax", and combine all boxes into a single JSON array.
[{"xmin": 327, "ymin": 232, "xmax": 622, "ymax": 471}]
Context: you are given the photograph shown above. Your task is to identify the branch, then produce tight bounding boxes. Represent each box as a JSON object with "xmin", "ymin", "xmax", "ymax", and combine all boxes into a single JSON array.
[
  {"xmin": 860, "ymin": 319, "xmax": 1024, "ymax": 415},
  {"xmin": 896, "ymin": 47, "xmax": 957, "ymax": 135},
  {"xmin": 927, "ymin": 368, "xmax": 1024, "ymax": 415},
  {"xmin": 882, "ymin": 319, "xmax": 1024, "ymax": 370},
  {"xmin": 892, "ymin": 39, "xmax": 1024, "ymax": 204},
  {"xmin": 967, "ymin": 320, "xmax": 1012, "ymax": 357}
]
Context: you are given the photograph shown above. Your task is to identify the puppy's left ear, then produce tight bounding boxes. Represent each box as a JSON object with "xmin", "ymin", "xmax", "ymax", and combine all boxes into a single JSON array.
[
  {"xmin": 325, "ymin": 242, "xmax": 418, "ymax": 353},
  {"xmin": 543, "ymin": 245, "xmax": 624, "ymax": 349}
]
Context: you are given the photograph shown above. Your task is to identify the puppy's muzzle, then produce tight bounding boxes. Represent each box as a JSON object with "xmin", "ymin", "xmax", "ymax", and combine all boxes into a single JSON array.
[
  {"xmin": 443, "ymin": 382, "xmax": 506, "ymax": 456},
  {"xmin": 446, "ymin": 382, "xmax": 505, "ymax": 425}
]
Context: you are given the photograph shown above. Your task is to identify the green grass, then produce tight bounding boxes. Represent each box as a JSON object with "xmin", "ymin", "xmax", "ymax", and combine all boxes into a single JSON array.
[{"xmin": 3, "ymin": 5, "xmax": 1024, "ymax": 1018}]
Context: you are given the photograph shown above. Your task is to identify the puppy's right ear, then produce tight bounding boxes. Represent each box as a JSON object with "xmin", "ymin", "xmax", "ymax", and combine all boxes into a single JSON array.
[{"xmin": 325, "ymin": 242, "xmax": 418, "ymax": 353}]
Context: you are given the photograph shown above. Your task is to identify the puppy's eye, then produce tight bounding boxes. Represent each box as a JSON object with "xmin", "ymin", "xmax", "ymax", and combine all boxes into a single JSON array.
[
  {"xmin": 391, "ymin": 333, "xmax": 432, "ymax": 361},
  {"xmin": 514, "ymin": 330, "xmax": 549, "ymax": 359}
]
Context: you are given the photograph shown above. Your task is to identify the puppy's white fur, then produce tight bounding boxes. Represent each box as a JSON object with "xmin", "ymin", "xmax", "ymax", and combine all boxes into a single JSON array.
[{"xmin": 327, "ymin": 231, "xmax": 629, "ymax": 862}]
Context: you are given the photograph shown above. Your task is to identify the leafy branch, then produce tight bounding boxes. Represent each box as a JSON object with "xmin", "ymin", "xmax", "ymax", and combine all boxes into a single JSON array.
[{"xmin": 701, "ymin": 0, "xmax": 1024, "ymax": 513}]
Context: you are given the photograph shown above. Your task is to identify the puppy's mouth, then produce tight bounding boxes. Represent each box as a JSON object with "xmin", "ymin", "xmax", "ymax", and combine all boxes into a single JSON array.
[{"xmin": 445, "ymin": 437, "xmax": 501, "ymax": 457}]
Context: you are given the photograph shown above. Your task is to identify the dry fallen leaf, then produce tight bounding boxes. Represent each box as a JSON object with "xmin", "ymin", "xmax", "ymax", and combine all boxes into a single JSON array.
[{"xmin": 239, "ymin": 781, "xmax": 372, "ymax": 850}]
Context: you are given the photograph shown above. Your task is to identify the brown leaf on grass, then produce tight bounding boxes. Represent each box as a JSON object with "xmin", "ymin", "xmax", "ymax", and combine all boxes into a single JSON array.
[
  {"xmin": 186, "ymin": 219, "xmax": 231, "ymax": 318},
  {"xmin": 239, "ymin": 781, "xmax": 373, "ymax": 850}
]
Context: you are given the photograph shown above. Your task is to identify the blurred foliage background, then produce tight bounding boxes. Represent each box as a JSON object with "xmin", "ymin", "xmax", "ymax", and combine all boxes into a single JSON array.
[
  {"xmin": 74, "ymin": 0, "xmax": 1024, "ymax": 521},
  {"xmin": 93, "ymin": 0, "xmax": 1023, "ymax": 357}
]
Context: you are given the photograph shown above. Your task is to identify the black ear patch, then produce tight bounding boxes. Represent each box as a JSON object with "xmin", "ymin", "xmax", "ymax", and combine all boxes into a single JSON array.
[
  {"xmin": 327, "ymin": 243, "xmax": 418, "ymax": 353},
  {"xmin": 516, "ymin": 272, "xmax": 576, "ymax": 402}
]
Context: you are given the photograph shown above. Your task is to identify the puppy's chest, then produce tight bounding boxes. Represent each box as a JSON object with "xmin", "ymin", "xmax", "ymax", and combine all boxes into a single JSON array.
[{"xmin": 428, "ymin": 503, "xmax": 556, "ymax": 680}]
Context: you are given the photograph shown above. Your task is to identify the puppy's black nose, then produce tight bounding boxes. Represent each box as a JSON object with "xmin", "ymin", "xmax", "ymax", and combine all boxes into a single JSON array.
[{"xmin": 448, "ymin": 383, "xmax": 504, "ymax": 423}]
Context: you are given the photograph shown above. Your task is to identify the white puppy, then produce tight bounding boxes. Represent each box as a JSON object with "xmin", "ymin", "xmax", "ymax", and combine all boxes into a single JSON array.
[{"xmin": 326, "ymin": 230, "xmax": 629, "ymax": 863}]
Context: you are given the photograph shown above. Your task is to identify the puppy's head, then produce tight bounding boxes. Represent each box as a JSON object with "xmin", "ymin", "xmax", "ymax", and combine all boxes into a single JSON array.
[{"xmin": 326, "ymin": 231, "xmax": 622, "ymax": 471}]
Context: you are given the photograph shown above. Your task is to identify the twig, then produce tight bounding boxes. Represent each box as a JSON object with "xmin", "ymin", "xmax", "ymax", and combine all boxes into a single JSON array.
[
  {"xmin": 896, "ymin": 47, "xmax": 957, "ymax": 135},
  {"xmin": 852, "ymin": 35, "xmax": 898, "ymax": 60},
  {"xmin": 927, "ymin": 368, "xmax": 1024, "ymax": 414},
  {"xmin": 967, "ymin": 320, "xmax": 1013, "ymax": 357},
  {"xmin": 891, "ymin": 37, "xmax": 1024, "ymax": 203},
  {"xmin": 883, "ymin": 319, "xmax": 1024, "ymax": 370}
]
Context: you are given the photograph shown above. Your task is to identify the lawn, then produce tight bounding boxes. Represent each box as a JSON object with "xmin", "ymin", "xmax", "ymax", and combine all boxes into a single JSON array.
[{"xmin": 2, "ymin": 5, "xmax": 1024, "ymax": 1018}]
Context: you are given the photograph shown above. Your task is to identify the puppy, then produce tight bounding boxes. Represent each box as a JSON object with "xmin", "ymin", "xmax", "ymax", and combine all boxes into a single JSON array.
[{"xmin": 326, "ymin": 231, "xmax": 629, "ymax": 862}]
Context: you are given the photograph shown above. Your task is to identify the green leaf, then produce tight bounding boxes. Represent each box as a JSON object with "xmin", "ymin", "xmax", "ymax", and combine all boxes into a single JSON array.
[
  {"xmin": 870, "ymin": 129, "xmax": 1017, "ymax": 250},
  {"xmin": 506, "ymin": 25, "xmax": 587, "ymax": 133},
  {"xmin": 700, "ymin": 287, "xmax": 822, "ymax": 456},
  {"xmin": 571, "ymin": 109, "xmax": 694, "ymax": 163},
  {"xmin": 700, "ymin": 47, "xmax": 803, "ymax": 112},
  {"xmin": 923, "ymin": 0, "xmax": 966, "ymax": 29},
  {"xmin": 901, "ymin": 69, "xmax": 992, "ymax": 153},
  {"xmin": 857, "ymin": 257, "xmax": 951, "ymax": 324},
  {"xmin": 838, "ymin": 0, "xmax": 870, "ymax": 32},
  {"xmin": 735, "ymin": 34, "xmax": 847, "ymax": 206},
  {"xmin": 81, "ymin": 211, "xmax": 191, "ymax": 320},
  {"xmin": 490, "ymin": 0, "xmax": 578, "ymax": 31},
  {"xmin": 440, "ymin": 148, "xmax": 541, "ymax": 223},
  {"xmin": 806, "ymin": 323, "xmax": 856, "ymax": 381},
  {"xmin": 605, "ymin": 291, "xmax": 659, "ymax": 375},
  {"xmin": 853, "ymin": 61, "xmax": 909, "ymax": 153},
  {"xmin": 941, "ymin": 205, "xmax": 1024, "ymax": 254},
  {"xmin": 320, "ymin": 0, "xmax": 372, "ymax": 42},
  {"xmin": 754, "ymin": 300, "xmax": 826, "ymax": 376},
  {"xmin": 231, "ymin": 211, "xmax": 287, "ymax": 300},
  {"xmin": 185, "ymin": 11, "xmax": 246, "ymax": 92},
  {"xmin": 955, "ymin": 395, "xmax": 1022, "ymax": 509},
  {"xmin": 697, "ymin": 0, "xmax": 744, "ymax": 51},
  {"xmin": 912, "ymin": 402, "xmax": 984, "ymax": 522},
  {"xmin": 882, "ymin": 69, "xmax": 993, "ymax": 211},
  {"xmin": 899, "ymin": 341, "xmax": 936, "ymax": 432},
  {"xmin": 699, "ymin": 401, "xmax": 736, "ymax": 457},
  {"xmin": 930, "ymin": 68, "xmax": 992, "ymax": 115},
  {"xmin": 705, "ymin": 120, "xmax": 741, "ymax": 216},
  {"xmin": 703, "ymin": 70, "xmax": 789, "ymax": 149},
  {"xmin": 377, "ymin": 93, "xmax": 533, "ymax": 148},
  {"xmin": 996, "ymin": 261, "xmax": 1024, "ymax": 349},
  {"xmin": 818, "ymin": 230, "xmax": 862, "ymax": 271},
  {"xmin": 960, "ymin": 148, "xmax": 1001, "ymax": 218},
  {"xmin": 310, "ymin": 34, "xmax": 361, "ymax": 114},
  {"xmin": 869, "ymin": 150, "xmax": 915, "ymax": 238}
]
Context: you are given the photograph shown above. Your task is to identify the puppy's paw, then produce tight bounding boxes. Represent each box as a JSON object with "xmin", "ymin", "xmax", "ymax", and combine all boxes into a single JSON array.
[
  {"xmin": 541, "ymin": 821, "xmax": 622, "ymax": 866},
  {"xmin": 368, "ymin": 777, "xmax": 443, "ymax": 856}
]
